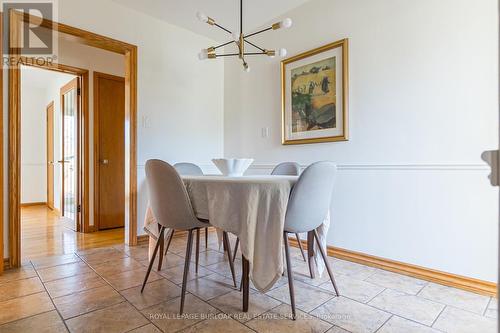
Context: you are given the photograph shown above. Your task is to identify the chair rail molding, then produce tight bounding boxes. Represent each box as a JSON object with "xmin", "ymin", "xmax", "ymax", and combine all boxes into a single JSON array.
[{"xmin": 248, "ymin": 163, "xmax": 489, "ymax": 171}]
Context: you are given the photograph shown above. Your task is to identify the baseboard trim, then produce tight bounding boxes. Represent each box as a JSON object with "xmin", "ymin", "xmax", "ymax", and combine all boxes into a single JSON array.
[
  {"xmin": 3, "ymin": 258, "xmax": 10, "ymax": 270},
  {"xmin": 288, "ymin": 238, "xmax": 497, "ymax": 297},
  {"xmin": 20, "ymin": 202, "xmax": 46, "ymax": 208}
]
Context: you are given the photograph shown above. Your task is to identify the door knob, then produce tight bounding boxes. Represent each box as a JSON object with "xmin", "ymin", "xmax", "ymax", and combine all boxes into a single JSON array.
[
  {"xmin": 48, "ymin": 161, "xmax": 54, "ymax": 165},
  {"xmin": 101, "ymin": 159, "xmax": 109, "ymax": 165}
]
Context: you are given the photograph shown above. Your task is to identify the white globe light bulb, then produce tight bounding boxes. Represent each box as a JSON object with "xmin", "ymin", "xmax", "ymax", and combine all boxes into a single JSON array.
[
  {"xmin": 243, "ymin": 64, "xmax": 251, "ymax": 72},
  {"xmin": 196, "ymin": 12, "xmax": 208, "ymax": 23},
  {"xmin": 281, "ymin": 18, "xmax": 293, "ymax": 29},
  {"xmin": 232, "ymin": 32, "xmax": 240, "ymax": 42},
  {"xmin": 198, "ymin": 51, "xmax": 208, "ymax": 60},
  {"xmin": 278, "ymin": 48, "xmax": 288, "ymax": 58}
]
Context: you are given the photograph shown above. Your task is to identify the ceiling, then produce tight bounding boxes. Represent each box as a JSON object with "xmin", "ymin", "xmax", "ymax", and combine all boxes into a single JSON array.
[{"xmin": 112, "ymin": 0, "xmax": 310, "ymax": 42}]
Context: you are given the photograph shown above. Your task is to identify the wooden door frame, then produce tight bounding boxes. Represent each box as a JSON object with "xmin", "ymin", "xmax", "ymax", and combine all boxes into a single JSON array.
[
  {"xmin": 93, "ymin": 72, "xmax": 126, "ymax": 231},
  {"xmin": 60, "ymin": 78, "xmax": 81, "ymax": 231},
  {"xmin": 46, "ymin": 101, "xmax": 55, "ymax": 211},
  {"xmin": 6, "ymin": 11, "xmax": 138, "ymax": 268}
]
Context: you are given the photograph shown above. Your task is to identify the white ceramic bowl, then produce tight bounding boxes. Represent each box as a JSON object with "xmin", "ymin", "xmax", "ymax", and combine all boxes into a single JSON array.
[{"xmin": 212, "ymin": 158, "xmax": 254, "ymax": 177}]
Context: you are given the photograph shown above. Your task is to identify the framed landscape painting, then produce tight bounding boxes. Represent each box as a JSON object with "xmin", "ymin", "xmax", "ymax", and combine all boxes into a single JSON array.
[{"xmin": 281, "ymin": 39, "xmax": 349, "ymax": 145}]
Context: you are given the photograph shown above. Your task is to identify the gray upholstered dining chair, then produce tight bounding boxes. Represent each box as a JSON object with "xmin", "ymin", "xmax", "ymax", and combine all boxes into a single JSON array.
[
  {"xmin": 271, "ymin": 162, "xmax": 301, "ymax": 176},
  {"xmin": 141, "ymin": 160, "xmax": 237, "ymax": 314},
  {"xmin": 168, "ymin": 162, "xmax": 209, "ymax": 273},
  {"xmin": 232, "ymin": 161, "xmax": 307, "ymax": 263},
  {"xmin": 282, "ymin": 161, "xmax": 339, "ymax": 320}
]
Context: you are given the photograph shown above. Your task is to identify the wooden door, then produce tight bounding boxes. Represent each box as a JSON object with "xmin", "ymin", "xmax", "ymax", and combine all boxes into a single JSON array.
[
  {"xmin": 94, "ymin": 72, "xmax": 125, "ymax": 230},
  {"xmin": 46, "ymin": 102, "xmax": 55, "ymax": 210},
  {"xmin": 60, "ymin": 78, "xmax": 81, "ymax": 230}
]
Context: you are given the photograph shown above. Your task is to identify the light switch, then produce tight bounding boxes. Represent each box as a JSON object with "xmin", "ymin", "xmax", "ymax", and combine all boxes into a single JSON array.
[
  {"xmin": 142, "ymin": 116, "xmax": 151, "ymax": 128},
  {"xmin": 261, "ymin": 127, "xmax": 270, "ymax": 138}
]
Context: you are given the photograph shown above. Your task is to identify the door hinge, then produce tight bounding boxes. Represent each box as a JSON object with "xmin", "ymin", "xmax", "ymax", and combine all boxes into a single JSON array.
[
  {"xmin": 77, "ymin": 204, "xmax": 81, "ymax": 213},
  {"xmin": 77, "ymin": 88, "xmax": 81, "ymax": 95}
]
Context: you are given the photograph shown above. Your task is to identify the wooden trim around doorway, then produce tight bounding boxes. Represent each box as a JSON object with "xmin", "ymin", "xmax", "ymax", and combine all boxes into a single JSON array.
[
  {"xmin": 93, "ymin": 71, "xmax": 126, "ymax": 231},
  {"xmin": 7, "ymin": 11, "xmax": 138, "ymax": 268}
]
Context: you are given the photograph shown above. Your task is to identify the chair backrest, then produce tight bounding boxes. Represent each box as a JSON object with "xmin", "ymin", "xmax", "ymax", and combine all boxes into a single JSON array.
[
  {"xmin": 146, "ymin": 159, "xmax": 200, "ymax": 230},
  {"xmin": 284, "ymin": 161, "xmax": 337, "ymax": 233},
  {"xmin": 174, "ymin": 162, "xmax": 204, "ymax": 176},
  {"xmin": 271, "ymin": 162, "xmax": 301, "ymax": 176}
]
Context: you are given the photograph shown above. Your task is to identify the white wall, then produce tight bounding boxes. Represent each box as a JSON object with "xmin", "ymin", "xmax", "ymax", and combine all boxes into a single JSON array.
[
  {"xmin": 224, "ymin": 0, "xmax": 499, "ymax": 282},
  {"xmin": 3, "ymin": 0, "xmax": 225, "ymax": 256},
  {"xmin": 20, "ymin": 67, "xmax": 77, "ymax": 206},
  {"xmin": 20, "ymin": 84, "xmax": 48, "ymax": 204}
]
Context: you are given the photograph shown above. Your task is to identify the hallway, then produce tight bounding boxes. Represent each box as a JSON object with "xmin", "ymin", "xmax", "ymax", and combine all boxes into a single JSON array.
[{"xmin": 21, "ymin": 205, "xmax": 124, "ymax": 261}]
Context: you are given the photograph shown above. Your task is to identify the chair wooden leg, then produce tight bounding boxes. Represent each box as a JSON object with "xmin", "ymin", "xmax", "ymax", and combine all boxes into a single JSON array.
[
  {"xmin": 180, "ymin": 229, "xmax": 194, "ymax": 315},
  {"xmin": 223, "ymin": 232, "xmax": 237, "ymax": 287},
  {"xmin": 164, "ymin": 229, "xmax": 175, "ymax": 255},
  {"xmin": 141, "ymin": 226, "xmax": 165, "ymax": 293},
  {"xmin": 205, "ymin": 227, "xmax": 208, "ymax": 249},
  {"xmin": 307, "ymin": 231, "xmax": 315, "ymax": 279},
  {"xmin": 196, "ymin": 228, "xmax": 200, "ymax": 274},
  {"xmin": 158, "ymin": 232, "xmax": 165, "ymax": 271},
  {"xmin": 283, "ymin": 232, "xmax": 296, "ymax": 320},
  {"xmin": 295, "ymin": 233, "xmax": 307, "ymax": 261},
  {"xmin": 242, "ymin": 256, "xmax": 250, "ymax": 312},
  {"xmin": 232, "ymin": 237, "xmax": 239, "ymax": 263},
  {"xmin": 313, "ymin": 230, "xmax": 339, "ymax": 296}
]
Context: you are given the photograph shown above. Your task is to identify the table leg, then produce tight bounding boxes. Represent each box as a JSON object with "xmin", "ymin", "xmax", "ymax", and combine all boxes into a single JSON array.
[
  {"xmin": 307, "ymin": 231, "xmax": 315, "ymax": 279},
  {"xmin": 242, "ymin": 256, "xmax": 250, "ymax": 312}
]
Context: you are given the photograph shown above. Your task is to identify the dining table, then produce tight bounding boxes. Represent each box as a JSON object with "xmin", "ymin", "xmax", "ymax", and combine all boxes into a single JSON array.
[{"xmin": 144, "ymin": 174, "xmax": 330, "ymax": 312}]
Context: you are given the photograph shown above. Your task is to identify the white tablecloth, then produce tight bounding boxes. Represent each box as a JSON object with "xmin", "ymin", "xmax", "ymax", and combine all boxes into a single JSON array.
[{"xmin": 144, "ymin": 175, "xmax": 330, "ymax": 292}]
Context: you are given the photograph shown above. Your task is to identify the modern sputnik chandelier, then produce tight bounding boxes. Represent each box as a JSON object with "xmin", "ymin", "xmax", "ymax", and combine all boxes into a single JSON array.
[{"xmin": 197, "ymin": 0, "xmax": 293, "ymax": 72}]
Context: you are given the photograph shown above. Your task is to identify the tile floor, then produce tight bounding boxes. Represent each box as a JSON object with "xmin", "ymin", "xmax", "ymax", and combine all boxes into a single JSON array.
[{"xmin": 0, "ymin": 233, "xmax": 497, "ymax": 333}]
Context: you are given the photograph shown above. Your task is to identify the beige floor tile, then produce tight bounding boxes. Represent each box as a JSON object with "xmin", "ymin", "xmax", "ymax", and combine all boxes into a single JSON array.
[
  {"xmin": 246, "ymin": 303, "xmax": 332, "ymax": 333},
  {"xmin": 209, "ymin": 290, "xmax": 281, "ymax": 322},
  {"xmin": 205, "ymin": 259, "xmax": 242, "ymax": 279},
  {"xmin": 485, "ymin": 298, "xmax": 498, "ymax": 319},
  {"xmin": 159, "ymin": 262, "xmax": 213, "ymax": 284},
  {"xmin": 179, "ymin": 318, "xmax": 254, "ymax": 332},
  {"xmin": 31, "ymin": 253, "xmax": 81, "ymax": 269},
  {"xmin": 53, "ymin": 285, "xmax": 125, "ymax": 319},
  {"xmin": 66, "ymin": 302, "xmax": 149, "ymax": 333},
  {"xmin": 325, "ymin": 326, "xmax": 351, "ymax": 333},
  {"xmin": 44, "ymin": 271, "xmax": 106, "ymax": 298},
  {"xmin": 125, "ymin": 245, "xmax": 150, "ymax": 260},
  {"xmin": 266, "ymin": 280, "xmax": 335, "ymax": 312},
  {"xmin": 329, "ymin": 258, "xmax": 378, "ymax": 281},
  {"xmin": 37, "ymin": 262, "xmax": 93, "ymax": 282},
  {"xmin": 368, "ymin": 289, "xmax": 444, "ymax": 326},
  {"xmin": 186, "ymin": 273, "xmax": 237, "ymax": 300},
  {"xmin": 104, "ymin": 268, "xmax": 162, "ymax": 291},
  {"xmin": 418, "ymin": 283, "xmax": 490, "ymax": 314},
  {"xmin": 0, "ymin": 310, "xmax": 67, "ymax": 333},
  {"xmin": 365, "ymin": 270, "xmax": 428, "ymax": 295},
  {"xmin": 139, "ymin": 253, "xmax": 187, "ymax": 271},
  {"xmin": 0, "ymin": 292, "xmax": 55, "ymax": 325},
  {"xmin": 90, "ymin": 257, "xmax": 144, "ymax": 277},
  {"xmin": 142, "ymin": 294, "xmax": 219, "ymax": 333},
  {"xmin": 121, "ymin": 278, "xmax": 182, "ymax": 310},
  {"xmin": 0, "ymin": 276, "xmax": 44, "ymax": 302},
  {"xmin": 79, "ymin": 248, "xmax": 128, "ymax": 265},
  {"xmin": 0, "ymin": 266, "xmax": 37, "ymax": 285},
  {"xmin": 311, "ymin": 296, "xmax": 391, "ymax": 333},
  {"xmin": 432, "ymin": 306, "xmax": 497, "ymax": 333},
  {"xmin": 378, "ymin": 316, "xmax": 441, "ymax": 333},
  {"xmin": 196, "ymin": 250, "xmax": 228, "ymax": 266},
  {"xmin": 319, "ymin": 273, "xmax": 384, "ymax": 303},
  {"xmin": 290, "ymin": 260, "xmax": 331, "ymax": 286},
  {"xmin": 128, "ymin": 324, "xmax": 162, "ymax": 333}
]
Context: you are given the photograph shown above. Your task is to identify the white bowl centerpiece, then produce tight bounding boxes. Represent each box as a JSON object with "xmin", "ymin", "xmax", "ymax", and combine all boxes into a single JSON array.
[{"xmin": 212, "ymin": 158, "xmax": 254, "ymax": 177}]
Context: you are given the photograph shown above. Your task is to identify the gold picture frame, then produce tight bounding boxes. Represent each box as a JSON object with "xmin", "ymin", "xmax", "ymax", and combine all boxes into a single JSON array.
[{"xmin": 281, "ymin": 38, "xmax": 349, "ymax": 145}]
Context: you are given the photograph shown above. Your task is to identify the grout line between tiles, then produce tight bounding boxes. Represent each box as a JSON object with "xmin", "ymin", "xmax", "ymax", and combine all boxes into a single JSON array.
[
  {"xmin": 374, "ymin": 314, "xmax": 393, "ymax": 333},
  {"xmin": 29, "ymin": 261, "xmax": 72, "ymax": 332}
]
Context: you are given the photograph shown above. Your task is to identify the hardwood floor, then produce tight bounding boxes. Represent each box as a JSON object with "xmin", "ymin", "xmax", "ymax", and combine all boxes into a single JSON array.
[{"xmin": 21, "ymin": 205, "xmax": 124, "ymax": 261}]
